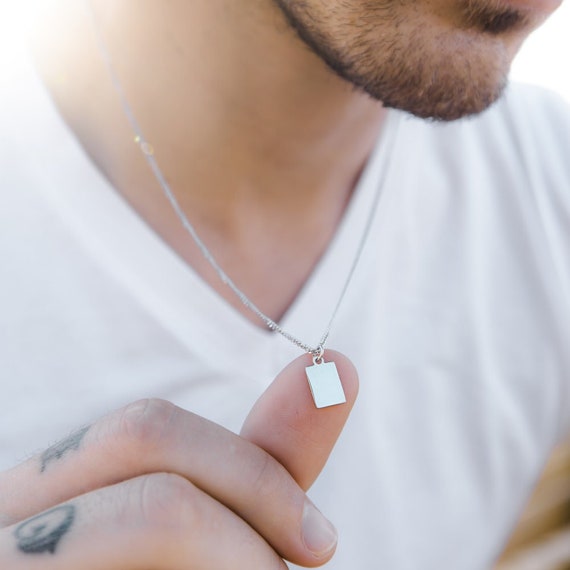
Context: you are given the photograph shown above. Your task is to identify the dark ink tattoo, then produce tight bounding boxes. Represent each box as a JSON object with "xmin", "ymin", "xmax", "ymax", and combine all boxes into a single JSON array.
[
  {"xmin": 40, "ymin": 426, "xmax": 90, "ymax": 473},
  {"xmin": 14, "ymin": 505, "xmax": 75, "ymax": 555}
]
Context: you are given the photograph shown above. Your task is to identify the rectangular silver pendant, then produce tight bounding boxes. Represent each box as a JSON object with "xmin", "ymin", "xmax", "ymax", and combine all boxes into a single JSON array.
[{"xmin": 305, "ymin": 361, "xmax": 346, "ymax": 409}]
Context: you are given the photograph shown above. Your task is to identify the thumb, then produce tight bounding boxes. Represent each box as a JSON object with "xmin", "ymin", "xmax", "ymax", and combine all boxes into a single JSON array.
[{"xmin": 240, "ymin": 350, "xmax": 359, "ymax": 491}]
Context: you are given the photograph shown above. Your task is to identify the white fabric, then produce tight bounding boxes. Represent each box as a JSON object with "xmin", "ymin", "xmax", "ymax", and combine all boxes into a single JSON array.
[{"xmin": 1, "ymin": 42, "xmax": 570, "ymax": 570}]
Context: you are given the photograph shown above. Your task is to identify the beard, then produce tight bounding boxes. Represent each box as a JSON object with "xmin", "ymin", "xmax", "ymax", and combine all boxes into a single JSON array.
[{"xmin": 273, "ymin": 0, "xmax": 534, "ymax": 121}]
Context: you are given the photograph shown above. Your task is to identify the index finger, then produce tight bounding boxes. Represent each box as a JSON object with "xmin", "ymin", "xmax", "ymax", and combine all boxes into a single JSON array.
[{"xmin": 241, "ymin": 350, "xmax": 359, "ymax": 490}]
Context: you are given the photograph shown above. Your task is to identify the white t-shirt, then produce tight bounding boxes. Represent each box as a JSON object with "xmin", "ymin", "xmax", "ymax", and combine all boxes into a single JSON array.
[{"xmin": 1, "ymin": 44, "xmax": 570, "ymax": 570}]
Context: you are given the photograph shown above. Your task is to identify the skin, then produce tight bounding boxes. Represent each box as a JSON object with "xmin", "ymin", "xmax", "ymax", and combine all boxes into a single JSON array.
[
  {"xmin": 273, "ymin": 0, "xmax": 560, "ymax": 120},
  {"xmin": 31, "ymin": 0, "xmax": 560, "ymax": 324},
  {"xmin": 0, "ymin": 352, "xmax": 359, "ymax": 568},
  {"xmin": 4, "ymin": 0, "xmax": 562, "ymax": 567}
]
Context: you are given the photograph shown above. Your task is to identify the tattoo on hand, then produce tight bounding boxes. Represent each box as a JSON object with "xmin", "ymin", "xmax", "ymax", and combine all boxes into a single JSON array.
[
  {"xmin": 40, "ymin": 426, "xmax": 90, "ymax": 473},
  {"xmin": 14, "ymin": 505, "xmax": 75, "ymax": 555}
]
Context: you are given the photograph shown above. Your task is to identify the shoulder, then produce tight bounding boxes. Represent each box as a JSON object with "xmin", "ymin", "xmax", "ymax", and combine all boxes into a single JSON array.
[
  {"xmin": 401, "ymin": 81, "xmax": 570, "ymax": 153},
  {"xmin": 491, "ymin": 82, "xmax": 570, "ymax": 164},
  {"xmin": 500, "ymin": 81, "xmax": 570, "ymax": 128},
  {"xmin": 396, "ymin": 81, "xmax": 570, "ymax": 195}
]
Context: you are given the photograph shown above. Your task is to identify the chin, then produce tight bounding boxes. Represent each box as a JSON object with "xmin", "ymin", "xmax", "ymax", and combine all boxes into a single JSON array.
[
  {"xmin": 357, "ymin": 33, "xmax": 515, "ymax": 121},
  {"xmin": 274, "ymin": 0, "xmax": 548, "ymax": 121},
  {"xmin": 318, "ymin": 27, "xmax": 516, "ymax": 121},
  {"xmin": 378, "ymin": 79, "xmax": 508, "ymax": 122}
]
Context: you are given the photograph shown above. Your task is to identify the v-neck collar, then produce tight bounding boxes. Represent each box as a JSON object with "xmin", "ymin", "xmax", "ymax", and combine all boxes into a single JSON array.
[{"xmin": 23, "ymin": 48, "xmax": 400, "ymax": 379}]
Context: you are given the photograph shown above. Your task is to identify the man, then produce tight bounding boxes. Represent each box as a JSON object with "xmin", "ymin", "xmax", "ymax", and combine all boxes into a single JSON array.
[{"xmin": 0, "ymin": 0, "xmax": 569, "ymax": 568}]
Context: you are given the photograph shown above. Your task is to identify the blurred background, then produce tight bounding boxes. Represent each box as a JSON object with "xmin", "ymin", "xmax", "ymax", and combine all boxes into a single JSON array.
[{"xmin": 511, "ymin": 0, "xmax": 570, "ymax": 102}]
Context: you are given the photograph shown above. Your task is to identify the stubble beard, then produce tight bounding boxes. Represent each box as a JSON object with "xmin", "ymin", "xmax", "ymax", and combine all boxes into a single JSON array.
[{"xmin": 273, "ymin": 0, "xmax": 531, "ymax": 121}]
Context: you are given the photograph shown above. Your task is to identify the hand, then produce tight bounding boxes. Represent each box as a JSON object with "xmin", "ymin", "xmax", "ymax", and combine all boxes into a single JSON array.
[{"xmin": 0, "ymin": 351, "xmax": 358, "ymax": 569}]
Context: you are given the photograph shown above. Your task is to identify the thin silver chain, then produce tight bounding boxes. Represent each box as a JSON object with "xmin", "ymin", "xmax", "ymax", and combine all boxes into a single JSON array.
[{"xmin": 86, "ymin": 2, "xmax": 399, "ymax": 358}]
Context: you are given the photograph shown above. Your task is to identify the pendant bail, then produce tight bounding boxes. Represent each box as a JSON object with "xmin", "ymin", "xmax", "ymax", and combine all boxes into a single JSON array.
[{"xmin": 312, "ymin": 345, "xmax": 325, "ymax": 365}]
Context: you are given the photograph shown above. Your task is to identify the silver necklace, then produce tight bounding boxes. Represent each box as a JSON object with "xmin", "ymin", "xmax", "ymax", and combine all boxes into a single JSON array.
[{"xmin": 87, "ymin": 2, "xmax": 399, "ymax": 408}]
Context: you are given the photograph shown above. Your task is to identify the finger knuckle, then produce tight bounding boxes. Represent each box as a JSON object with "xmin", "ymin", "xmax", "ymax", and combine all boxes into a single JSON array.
[
  {"xmin": 250, "ymin": 450, "xmax": 285, "ymax": 502},
  {"xmin": 130, "ymin": 473, "xmax": 199, "ymax": 531},
  {"xmin": 109, "ymin": 398, "xmax": 179, "ymax": 456}
]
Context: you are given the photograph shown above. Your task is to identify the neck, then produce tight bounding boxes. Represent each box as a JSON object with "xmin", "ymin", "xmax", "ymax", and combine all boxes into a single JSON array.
[
  {"xmin": 93, "ymin": 0, "xmax": 385, "ymax": 209},
  {"xmin": 33, "ymin": 0, "xmax": 387, "ymax": 322}
]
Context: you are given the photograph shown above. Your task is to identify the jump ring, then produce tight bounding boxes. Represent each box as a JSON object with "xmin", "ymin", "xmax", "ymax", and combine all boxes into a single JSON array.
[{"xmin": 312, "ymin": 346, "xmax": 325, "ymax": 365}]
